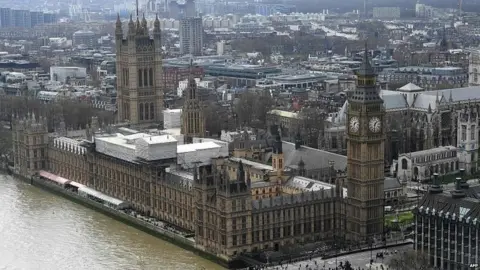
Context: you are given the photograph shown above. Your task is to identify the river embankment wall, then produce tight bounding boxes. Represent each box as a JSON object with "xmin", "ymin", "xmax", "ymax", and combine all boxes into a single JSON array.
[{"xmin": 9, "ymin": 171, "xmax": 234, "ymax": 269}]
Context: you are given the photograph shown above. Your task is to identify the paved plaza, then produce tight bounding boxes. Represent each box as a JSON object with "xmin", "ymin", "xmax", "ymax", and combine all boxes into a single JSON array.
[{"xmin": 265, "ymin": 245, "xmax": 411, "ymax": 270}]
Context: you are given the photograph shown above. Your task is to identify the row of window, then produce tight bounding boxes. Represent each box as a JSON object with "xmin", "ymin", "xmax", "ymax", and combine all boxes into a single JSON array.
[
  {"xmin": 139, "ymin": 103, "xmax": 155, "ymax": 121},
  {"xmin": 138, "ymin": 68, "xmax": 154, "ymax": 87}
]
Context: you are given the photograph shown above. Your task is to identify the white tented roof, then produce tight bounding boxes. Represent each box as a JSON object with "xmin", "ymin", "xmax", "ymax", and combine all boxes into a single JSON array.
[
  {"xmin": 78, "ymin": 186, "xmax": 125, "ymax": 206},
  {"xmin": 95, "ymin": 133, "xmax": 178, "ymax": 162}
]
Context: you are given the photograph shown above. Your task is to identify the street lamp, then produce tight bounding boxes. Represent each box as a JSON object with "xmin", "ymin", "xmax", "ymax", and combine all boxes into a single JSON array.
[{"xmin": 368, "ymin": 237, "xmax": 375, "ymax": 270}]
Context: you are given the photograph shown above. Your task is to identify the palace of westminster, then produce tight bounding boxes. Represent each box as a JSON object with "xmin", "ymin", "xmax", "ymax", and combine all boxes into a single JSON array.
[{"xmin": 10, "ymin": 15, "xmax": 480, "ymax": 264}]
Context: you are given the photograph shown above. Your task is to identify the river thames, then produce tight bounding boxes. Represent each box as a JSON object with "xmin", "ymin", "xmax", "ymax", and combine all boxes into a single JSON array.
[{"xmin": 0, "ymin": 174, "xmax": 224, "ymax": 270}]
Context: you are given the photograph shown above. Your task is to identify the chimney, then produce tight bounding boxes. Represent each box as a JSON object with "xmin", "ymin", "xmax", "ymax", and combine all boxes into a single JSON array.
[
  {"xmin": 451, "ymin": 177, "xmax": 466, "ymax": 199},
  {"xmin": 428, "ymin": 173, "xmax": 443, "ymax": 194}
]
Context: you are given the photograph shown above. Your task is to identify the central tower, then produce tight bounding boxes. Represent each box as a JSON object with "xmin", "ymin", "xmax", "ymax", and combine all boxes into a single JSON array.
[
  {"xmin": 115, "ymin": 14, "xmax": 164, "ymax": 125},
  {"xmin": 346, "ymin": 45, "xmax": 385, "ymax": 243},
  {"xmin": 181, "ymin": 67, "xmax": 205, "ymax": 143}
]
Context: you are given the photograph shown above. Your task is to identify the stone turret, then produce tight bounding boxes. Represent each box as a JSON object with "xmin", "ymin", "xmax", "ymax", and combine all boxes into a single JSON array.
[
  {"xmin": 12, "ymin": 111, "xmax": 48, "ymax": 177},
  {"xmin": 116, "ymin": 12, "xmax": 164, "ymax": 125}
]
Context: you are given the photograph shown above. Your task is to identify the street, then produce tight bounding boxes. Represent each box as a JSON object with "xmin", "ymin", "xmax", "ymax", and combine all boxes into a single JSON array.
[{"xmin": 265, "ymin": 245, "xmax": 412, "ymax": 270}]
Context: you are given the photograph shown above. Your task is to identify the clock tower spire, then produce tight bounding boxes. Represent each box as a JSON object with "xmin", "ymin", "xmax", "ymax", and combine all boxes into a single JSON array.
[{"xmin": 346, "ymin": 41, "xmax": 385, "ymax": 244}]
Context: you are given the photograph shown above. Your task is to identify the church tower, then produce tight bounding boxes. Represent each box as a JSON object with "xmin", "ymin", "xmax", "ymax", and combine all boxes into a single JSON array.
[
  {"xmin": 272, "ymin": 134, "xmax": 284, "ymax": 178},
  {"xmin": 116, "ymin": 13, "xmax": 164, "ymax": 126},
  {"xmin": 346, "ymin": 44, "xmax": 385, "ymax": 243},
  {"xmin": 181, "ymin": 64, "xmax": 205, "ymax": 143}
]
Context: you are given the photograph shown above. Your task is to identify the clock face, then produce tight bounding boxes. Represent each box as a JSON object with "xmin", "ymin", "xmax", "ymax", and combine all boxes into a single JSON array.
[
  {"xmin": 369, "ymin": 117, "xmax": 381, "ymax": 133},
  {"xmin": 349, "ymin": 116, "xmax": 360, "ymax": 133}
]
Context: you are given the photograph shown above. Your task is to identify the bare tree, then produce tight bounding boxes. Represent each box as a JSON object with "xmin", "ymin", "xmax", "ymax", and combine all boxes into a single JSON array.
[
  {"xmin": 203, "ymin": 101, "xmax": 228, "ymax": 137},
  {"xmin": 38, "ymin": 58, "xmax": 52, "ymax": 73},
  {"xmin": 300, "ymin": 107, "xmax": 326, "ymax": 148},
  {"xmin": 388, "ymin": 250, "xmax": 433, "ymax": 270},
  {"xmin": 233, "ymin": 90, "xmax": 274, "ymax": 129}
]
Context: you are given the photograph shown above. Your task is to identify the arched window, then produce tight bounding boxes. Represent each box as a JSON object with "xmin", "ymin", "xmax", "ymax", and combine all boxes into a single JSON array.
[
  {"xmin": 144, "ymin": 68, "xmax": 148, "ymax": 87},
  {"xmin": 149, "ymin": 68, "xmax": 153, "ymax": 86},
  {"xmin": 150, "ymin": 102, "xmax": 154, "ymax": 120},
  {"xmin": 138, "ymin": 69, "xmax": 142, "ymax": 87},
  {"xmin": 139, "ymin": 103, "xmax": 144, "ymax": 121},
  {"xmin": 401, "ymin": 158, "xmax": 408, "ymax": 170},
  {"xmin": 144, "ymin": 103, "xmax": 149, "ymax": 120}
]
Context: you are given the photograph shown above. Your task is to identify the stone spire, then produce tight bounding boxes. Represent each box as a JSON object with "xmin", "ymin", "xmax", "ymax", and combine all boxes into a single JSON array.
[
  {"xmin": 128, "ymin": 14, "xmax": 135, "ymax": 35},
  {"xmin": 154, "ymin": 14, "xmax": 160, "ymax": 32},
  {"xmin": 115, "ymin": 14, "xmax": 123, "ymax": 40},
  {"xmin": 116, "ymin": 13, "xmax": 122, "ymax": 29},
  {"xmin": 142, "ymin": 13, "xmax": 148, "ymax": 34}
]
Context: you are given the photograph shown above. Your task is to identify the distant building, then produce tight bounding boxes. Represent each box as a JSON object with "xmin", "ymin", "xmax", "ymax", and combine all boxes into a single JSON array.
[
  {"xmin": 12, "ymin": 9, "xmax": 30, "ymax": 28},
  {"xmin": 0, "ymin": 8, "xmax": 12, "ymax": 27},
  {"xmin": 415, "ymin": 3, "xmax": 434, "ymax": 18},
  {"xmin": 0, "ymin": 8, "xmax": 56, "ymax": 28},
  {"xmin": 73, "ymin": 30, "xmax": 96, "ymax": 47},
  {"xmin": 372, "ymin": 7, "xmax": 400, "ymax": 19},
  {"xmin": 50, "ymin": 66, "xmax": 87, "ymax": 84},
  {"xmin": 179, "ymin": 17, "xmax": 203, "ymax": 56},
  {"xmin": 469, "ymin": 49, "xmax": 480, "ymax": 86}
]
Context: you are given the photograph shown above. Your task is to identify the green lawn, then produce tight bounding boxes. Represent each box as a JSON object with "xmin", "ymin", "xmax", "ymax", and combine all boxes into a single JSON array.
[{"xmin": 385, "ymin": 211, "xmax": 414, "ymax": 226}]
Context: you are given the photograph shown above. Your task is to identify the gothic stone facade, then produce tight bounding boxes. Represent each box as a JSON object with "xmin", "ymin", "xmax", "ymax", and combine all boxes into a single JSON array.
[
  {"xmin": 115, "ymin": 15, "xmax": 164, "ymax": 125},
  {"xmin": 12, "ymin": 119, "xmax": 346, "ymax": 261}
]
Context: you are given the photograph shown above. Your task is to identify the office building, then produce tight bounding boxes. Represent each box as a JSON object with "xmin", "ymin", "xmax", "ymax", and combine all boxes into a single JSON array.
[
  {"xmin": 415, "ymin": 171, "xmax": 480, "ymax": 269},
  {"xmin": 179, "ymin": 17, "xmax": 203, "ymax": 56}
]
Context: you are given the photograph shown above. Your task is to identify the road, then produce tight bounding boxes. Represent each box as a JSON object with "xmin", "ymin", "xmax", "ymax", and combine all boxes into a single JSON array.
[{"xmin": 266, "ymin": 245, "xmax": 411, "ymax": 270}]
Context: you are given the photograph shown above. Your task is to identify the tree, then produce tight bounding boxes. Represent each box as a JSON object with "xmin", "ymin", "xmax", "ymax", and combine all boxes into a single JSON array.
[
  {"xmin": 38, "ymin": 58, "xmax": 52, "ymax": 73},
  {"xmin": 203, "ymin": 101, "xmax": 227, "ymax": 137},
  {"xmin": 299, "ymin": 107, "xmax": 326, "ymax": 148},
  {"xmin": 233, "ymin": 90, "xmax": 274, "ymax": 129},
  {"xmin": 388, "ymin": 250, "xmax": 433, "ymax": 270}
]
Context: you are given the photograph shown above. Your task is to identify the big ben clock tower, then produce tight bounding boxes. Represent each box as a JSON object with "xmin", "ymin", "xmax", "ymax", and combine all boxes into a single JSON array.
[{"xmin": 346, "ymin": 44, "xmax": 385, "ymax": 244}]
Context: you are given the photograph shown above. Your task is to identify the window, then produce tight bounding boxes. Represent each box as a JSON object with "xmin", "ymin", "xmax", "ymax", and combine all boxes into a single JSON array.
[
  {"xmin": 462, "ymin": 125, "xmax": 467, "ymax": 141},
  {"xmin": 149, "ymin": 68, "xmax": 153, "ymax": 86},
  {"xmin": 471, "ymin": 125, "xmax": 476, "ymax": 141},
  {"xmin": 139, "ymin": 103, "xmax": 144, "ymax": 121},
  {"xmin": 138, "ymin": 69, "xmax": 143, "ymax": 87},
  {"xmin": 150, "ymin": 103, "xmax": 154, "ymax": 120},
  {"xmin": 144, "ymin": 68, "xmax": 148, "ymax": 87},
  {"xmin": 144, "ymin": 103, "xmax": 149, "ymax": 120},
  {"xmin": 401, "ymin": 158, "xmax": 408, "ymax": 170}
]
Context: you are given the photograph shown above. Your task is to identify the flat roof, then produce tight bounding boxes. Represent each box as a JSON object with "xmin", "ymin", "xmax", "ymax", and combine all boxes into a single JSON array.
[
  {"xmin": 177, "ymin": 141, "xmax": 220, "ymax": 153},
  {"xmin": 271, "ymin": 73, "xmax": 326, "ymax": 81}
]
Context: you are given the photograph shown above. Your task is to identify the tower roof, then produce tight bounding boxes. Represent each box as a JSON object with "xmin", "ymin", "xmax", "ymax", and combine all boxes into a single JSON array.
[
  {"xmin": 348, "ymin": 41, "xmax": 382, "ymax": 104},
  {"xmin": 356, "ymin": 43, "xmax": 375, "ymax": 77}
]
